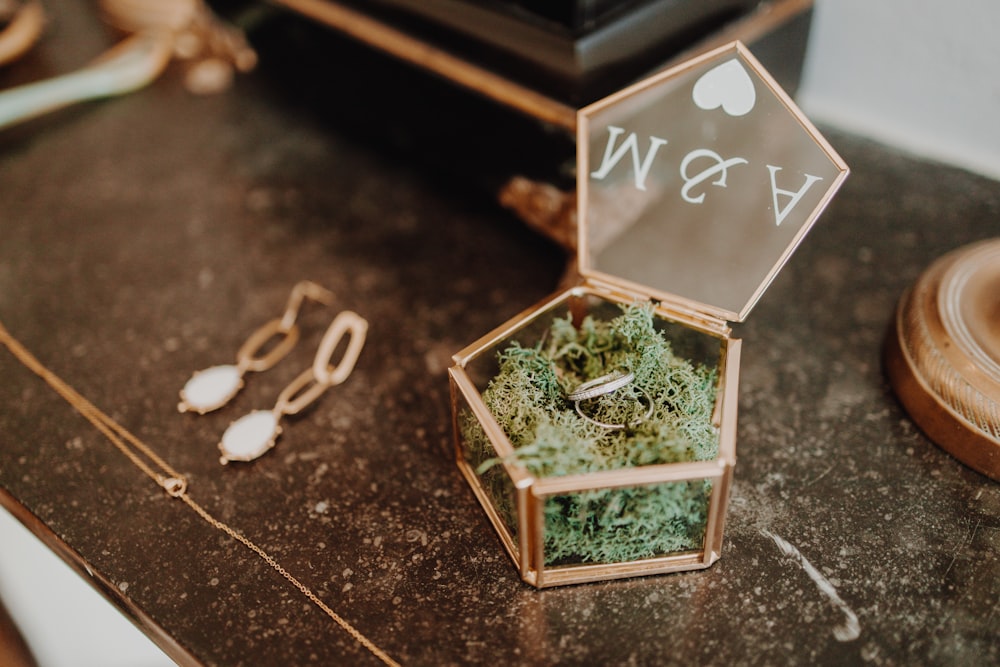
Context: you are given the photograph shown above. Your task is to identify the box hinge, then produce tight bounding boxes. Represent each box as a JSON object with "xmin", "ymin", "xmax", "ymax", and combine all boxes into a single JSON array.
[{"xmin": 580, "ymin": 278, "xmax": 732, "ymax": 338}]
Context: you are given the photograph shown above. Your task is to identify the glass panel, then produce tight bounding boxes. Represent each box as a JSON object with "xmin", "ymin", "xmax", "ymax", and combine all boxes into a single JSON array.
[
  {"xmin": 456, "ymin": 400, "xmax": 520, "ymax": 542},
  {"xmin": 581, "ymin": 42, "xmax": 848, "ymax": 320},
  {"xmin": 543, "ymin": 478, "xmax": 713, "ymax": 566}
]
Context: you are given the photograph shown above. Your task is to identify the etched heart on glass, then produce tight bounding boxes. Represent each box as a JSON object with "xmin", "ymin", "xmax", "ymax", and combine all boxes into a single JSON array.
[{"xmin": 692, "ymin": 59, "xmax": 756, "ymax": 117}]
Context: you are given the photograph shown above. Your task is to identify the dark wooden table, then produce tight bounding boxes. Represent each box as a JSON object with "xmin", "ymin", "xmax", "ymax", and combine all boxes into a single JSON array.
[{"xmin": 1, "ymin": 3, "xmax": 998, "ymax": 665}]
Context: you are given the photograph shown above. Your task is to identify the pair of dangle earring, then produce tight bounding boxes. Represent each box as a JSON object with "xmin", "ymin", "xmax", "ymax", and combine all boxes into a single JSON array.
[
  {"xmin": 177, "ymin": 281, "xmax": 368, "ymax": 464},
  {"xmin": 179, "ymin": 281, "xmax": 335, "ymax": 415}
]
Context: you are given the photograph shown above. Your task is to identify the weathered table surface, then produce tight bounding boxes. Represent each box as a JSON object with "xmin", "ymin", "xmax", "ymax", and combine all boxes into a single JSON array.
[{"xmin": 1, "ymin": 4, "xmax": 997, "ymax": 666}]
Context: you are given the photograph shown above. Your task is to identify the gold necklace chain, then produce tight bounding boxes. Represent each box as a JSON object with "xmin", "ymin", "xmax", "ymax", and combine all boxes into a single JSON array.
[{"xmin": 0, "ymin": 320, "xmax": 400, "ymax": 667}]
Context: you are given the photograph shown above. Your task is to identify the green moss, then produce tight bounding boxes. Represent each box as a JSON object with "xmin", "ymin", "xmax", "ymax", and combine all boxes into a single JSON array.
[{"xmin": 461, "ymin": 303, "xmax": 721, "ymax": 566}]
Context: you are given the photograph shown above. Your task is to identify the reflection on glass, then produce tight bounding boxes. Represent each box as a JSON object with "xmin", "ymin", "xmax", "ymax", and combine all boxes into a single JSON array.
[{"xmin": 581, "ymin": 44, "xmax": 848, "ymax": 320}]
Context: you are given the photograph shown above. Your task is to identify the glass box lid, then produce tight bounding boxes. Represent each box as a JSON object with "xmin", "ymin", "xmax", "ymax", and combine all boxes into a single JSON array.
[{"xmin": 577, "ymin": 41, "xmax": 849, "ymax": 323}]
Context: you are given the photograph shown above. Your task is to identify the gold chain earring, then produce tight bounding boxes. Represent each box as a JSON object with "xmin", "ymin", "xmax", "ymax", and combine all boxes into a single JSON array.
[
  {"xmin": 178, "ymin": 281, "xmax": 334, "ymax": 414},
  {"xmin": 218, "ymin": 310, "xmax": 368, "ymax": 464}
]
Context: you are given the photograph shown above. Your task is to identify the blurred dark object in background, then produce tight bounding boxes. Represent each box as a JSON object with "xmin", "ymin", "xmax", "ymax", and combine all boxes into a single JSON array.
[{"xmin": 209, "ymin": 0, "xmax": 812, "ymax": 215}]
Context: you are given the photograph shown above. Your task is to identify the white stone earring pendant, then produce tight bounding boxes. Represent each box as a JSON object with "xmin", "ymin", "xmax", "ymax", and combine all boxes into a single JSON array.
[
  {"xmin": 218, "ymin": 310, "xmax": 368, "ymax": 464},
  {"xmin": 178, "ymin": 281, "xmax": 333, "ymax": 414}
]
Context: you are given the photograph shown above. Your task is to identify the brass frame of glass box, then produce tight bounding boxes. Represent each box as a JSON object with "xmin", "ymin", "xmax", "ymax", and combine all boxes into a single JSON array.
[
  {"xmin": 449, "ymin": 285, "xmax": 740, "ymax": 588},
  {"xmin": 449, "ymin": 40, "xmax": 846, "ymax": 587}
]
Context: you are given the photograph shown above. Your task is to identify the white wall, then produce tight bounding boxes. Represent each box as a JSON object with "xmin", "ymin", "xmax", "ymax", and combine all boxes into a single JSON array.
[{"xmin": 798, "ymin": 0, "xmax": 1000, "ymax": 180}]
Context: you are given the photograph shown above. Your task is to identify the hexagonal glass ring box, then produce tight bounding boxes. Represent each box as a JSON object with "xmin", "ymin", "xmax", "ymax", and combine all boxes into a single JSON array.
[{"xmin": 449, "ymin": 42, "xmax": 849, "ymax": 588}]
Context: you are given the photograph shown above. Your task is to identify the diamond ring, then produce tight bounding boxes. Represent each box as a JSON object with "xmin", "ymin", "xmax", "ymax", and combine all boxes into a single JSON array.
[{"xmin": 565, "ymin": 370, "xmax": 635, "ymax": 402}]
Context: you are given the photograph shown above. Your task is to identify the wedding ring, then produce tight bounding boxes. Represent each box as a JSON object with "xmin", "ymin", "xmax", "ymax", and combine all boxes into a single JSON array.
[
  {"xmin": 574, "ymin": 386, "xmax": 655, "ymax": 431},
  {"xmin": 565, "ymin": 370, "xmax": 635, "ymax": 402}
]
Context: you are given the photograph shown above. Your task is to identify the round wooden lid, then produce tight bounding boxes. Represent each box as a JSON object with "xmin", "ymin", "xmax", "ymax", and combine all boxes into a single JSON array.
[{"xmin": 885, "ymin": 238, "xmax": 1000, "ymax": 481}]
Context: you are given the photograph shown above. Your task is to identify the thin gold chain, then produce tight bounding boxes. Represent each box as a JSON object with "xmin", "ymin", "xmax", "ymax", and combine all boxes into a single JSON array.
[{"xmin": 0, "ymin": 321, "xmax": 400, "ymax": 667}]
